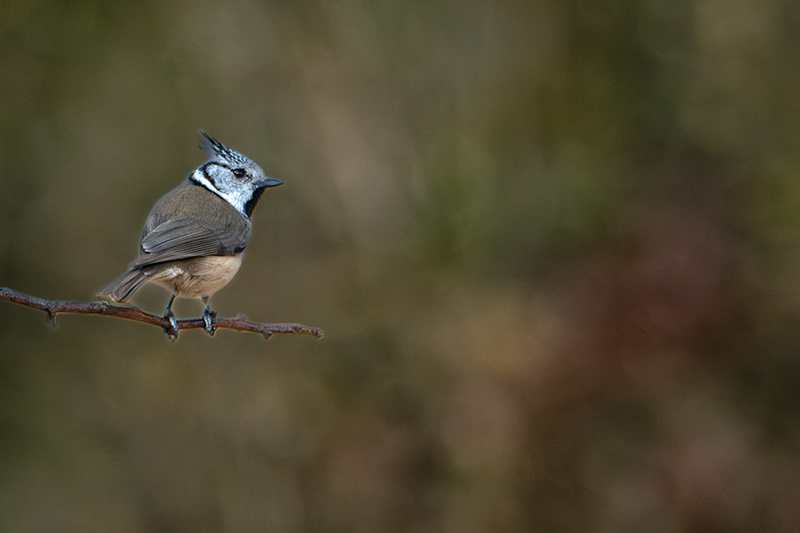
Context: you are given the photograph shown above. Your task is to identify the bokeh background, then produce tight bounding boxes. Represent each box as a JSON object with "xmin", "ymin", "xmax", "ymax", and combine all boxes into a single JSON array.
[{"xmin": 2, "ymin": 0, "xmax": 800, "ymax": 531}]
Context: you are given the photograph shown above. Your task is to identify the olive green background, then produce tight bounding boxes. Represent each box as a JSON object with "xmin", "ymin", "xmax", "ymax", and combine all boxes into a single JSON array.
[{"xmin": 2, "ymin": 1, "xmax": 800, "ymax": 531}]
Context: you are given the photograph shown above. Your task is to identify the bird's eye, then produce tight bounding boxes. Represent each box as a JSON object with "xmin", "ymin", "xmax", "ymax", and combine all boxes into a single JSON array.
[{"xmin": 233, "ymin": 168, "xmax": 246, "ymax": 178}]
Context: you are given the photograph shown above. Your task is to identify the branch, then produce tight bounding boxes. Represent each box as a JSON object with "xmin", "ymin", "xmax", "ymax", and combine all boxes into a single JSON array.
[{"xmin": 0, "ymin": 287, "xmax": 324, "ymax": 341}]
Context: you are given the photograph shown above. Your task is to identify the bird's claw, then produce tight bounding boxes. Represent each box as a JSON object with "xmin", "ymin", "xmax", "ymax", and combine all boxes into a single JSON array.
[
  {"xmin": 202, "ymin": 307, "xmax": 217, "ymax": 336},
  {"xmin": 163, "ymin": 311, "xmax": 179, "ymax": 341}
]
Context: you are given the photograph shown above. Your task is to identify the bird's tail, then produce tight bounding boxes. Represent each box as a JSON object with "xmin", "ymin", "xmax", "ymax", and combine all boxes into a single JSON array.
[{"xmin": 96, "ymin": 269, "xmax": 148, "ymax": 303}]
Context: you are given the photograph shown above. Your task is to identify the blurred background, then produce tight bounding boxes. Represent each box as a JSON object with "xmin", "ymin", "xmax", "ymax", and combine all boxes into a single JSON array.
[{"xmin": 2, "ymin": 0, "xmax": 800, "ymax": 531}]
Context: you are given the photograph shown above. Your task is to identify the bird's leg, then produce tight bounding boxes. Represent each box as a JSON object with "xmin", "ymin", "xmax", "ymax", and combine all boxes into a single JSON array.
[
  {"xmin": 201, "ymin": 295, "xmax": 217, "ymax": 336},
  {"xmin": 162, "ymin": 294, "xmax": 178, "ymax": 341}
]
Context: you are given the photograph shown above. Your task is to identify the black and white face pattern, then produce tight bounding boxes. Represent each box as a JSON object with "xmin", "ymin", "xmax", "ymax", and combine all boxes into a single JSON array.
[{"xmin": 190, "ymin": 132, "xmax": 281, "ymax": 217}]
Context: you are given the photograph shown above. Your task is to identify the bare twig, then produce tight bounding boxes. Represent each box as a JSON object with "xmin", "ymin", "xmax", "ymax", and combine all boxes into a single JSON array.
[{"xmin": 0, "ymin": 287, "xmax": 324, "ymax": 341}]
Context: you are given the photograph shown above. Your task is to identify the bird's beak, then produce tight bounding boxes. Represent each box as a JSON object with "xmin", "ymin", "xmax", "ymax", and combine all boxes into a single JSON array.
[{"xmin": 256, "ymin": 177, "xmax": 284, "ymax": 188}]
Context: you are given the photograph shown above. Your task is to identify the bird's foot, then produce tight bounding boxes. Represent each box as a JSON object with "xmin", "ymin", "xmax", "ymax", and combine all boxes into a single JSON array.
[
  {"xmin": 202, "ymin": 306, "xmax": 217, "ymax": 336},
  {"xmin": 163, "ymin": 310, "xmax": 179, "ymax": 341}
]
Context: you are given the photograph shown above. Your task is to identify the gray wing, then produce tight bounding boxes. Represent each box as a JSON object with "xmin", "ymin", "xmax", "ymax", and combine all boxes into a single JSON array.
[{"xmin": 128, "ymin": 216, "xmax": 251, "ymax": 269}]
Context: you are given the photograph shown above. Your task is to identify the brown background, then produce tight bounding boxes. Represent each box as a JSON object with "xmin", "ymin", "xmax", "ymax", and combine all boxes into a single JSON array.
[{"xmin": 2, "ymin": 1, "xmax": 800, "ymax": 531}]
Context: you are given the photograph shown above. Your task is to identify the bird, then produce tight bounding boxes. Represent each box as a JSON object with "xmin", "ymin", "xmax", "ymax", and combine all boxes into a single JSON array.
[{"xmin": 97, "ymin": 131, "xmax": 283, "ymax": 339}]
